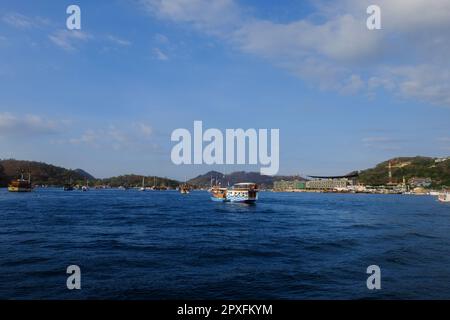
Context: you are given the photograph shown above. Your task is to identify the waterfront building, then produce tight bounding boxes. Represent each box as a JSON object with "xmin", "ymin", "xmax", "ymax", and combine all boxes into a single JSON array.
[
  {"xmin": 305, "ymin": 173, "xmax": 358, "ymax": 191},
  {"xmin": 435, "ymin": 157, "xmax": 450, "ymax": 163},
  {"xmin": 273, "ymin": 180, "xmax": 306, "ymax": 191},
  {"xmin": 408, "ymin": 177, "xmax": 432, "ymax": 188}
]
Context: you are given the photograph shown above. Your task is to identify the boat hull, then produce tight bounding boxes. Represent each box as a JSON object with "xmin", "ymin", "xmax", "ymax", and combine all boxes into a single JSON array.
[
  {"xmin": 8, "ymin": 186, "xmax": 32, "ymax": 192},
  {"xmin": 438, "ymin": 192, "xmax": 450, "ymax": 202},
  {"xmin": 210, "ymin": 196, "xmax": 228, "ymax": 202},
  {"xmin": 209, "ymin": 183, "xmax": 259, "ymax": 203}
]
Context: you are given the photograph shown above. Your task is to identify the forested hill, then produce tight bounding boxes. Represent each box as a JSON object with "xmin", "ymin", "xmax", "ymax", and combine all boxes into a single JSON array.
[
  {"xmin": 0, "ymin": 159, "xmax": 94, "ymax": 187},
  {"xmin": 0, "ymin": 159, "xmax": 179, "ymax": 188},
  {"xmin": 358, "ymin": 156, "xmax": 450, "ymax": 187}
]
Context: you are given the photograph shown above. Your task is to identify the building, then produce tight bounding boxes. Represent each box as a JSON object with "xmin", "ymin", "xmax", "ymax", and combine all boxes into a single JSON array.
[
  {"xmin": 435, "ymin": 157, "xmax": 450, "ymax": 163},
  {"xmin": 305, "ymin": 173, "xmax": 358, "ymax": 190},
  {"xmin": 408, "ymin": 177, "xmax": 432, "ymax": 188},
  {"xmin": 273, "ymin": 180, "xmax": 306, "ymax": 191}
]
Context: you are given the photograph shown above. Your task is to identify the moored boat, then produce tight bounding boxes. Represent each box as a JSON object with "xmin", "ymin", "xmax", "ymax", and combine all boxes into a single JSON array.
[
  {"xmin": 438, "ymin": 192, "xmax": 450, "ymax": 203},
  {"xmin": 179, "ymin": 177, "xmax": 191, "ymax": 194},
  {"xmin": 139, "ymin": 176, "xmax": 146, "ymax": 191},
  {"xmin": 63, "ymin": 177, "xmax": 74, "ymax": 191},
  {"xmin": 180, "ymin": 184, "xmax": 191, "ymax": 194},
  {"xmin": 8, "ymin": 171, "xmax": 32, "ymax": 192}
]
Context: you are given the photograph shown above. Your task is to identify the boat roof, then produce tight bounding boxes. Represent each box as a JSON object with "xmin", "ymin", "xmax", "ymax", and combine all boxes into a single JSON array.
[{"xmin": 234, "ymin": 182, "xmax": 257, "ymax": 185}]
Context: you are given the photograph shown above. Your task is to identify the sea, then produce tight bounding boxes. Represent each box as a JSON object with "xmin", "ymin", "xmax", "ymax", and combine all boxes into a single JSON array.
[{"xmin": 0, "ymin": 188, "xmax": 449, "ymax": 299}]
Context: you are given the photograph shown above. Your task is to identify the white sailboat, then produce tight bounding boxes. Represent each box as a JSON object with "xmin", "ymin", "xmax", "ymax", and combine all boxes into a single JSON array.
[{"xmin": 139, "ymin": 176, "xmax": 146, "ymax": 191}]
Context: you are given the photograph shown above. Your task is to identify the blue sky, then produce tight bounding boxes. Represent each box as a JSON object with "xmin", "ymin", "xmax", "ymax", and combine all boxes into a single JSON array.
[{"xmin": 1, "ymin": 0, "xmax": 450, "ymax": 179}]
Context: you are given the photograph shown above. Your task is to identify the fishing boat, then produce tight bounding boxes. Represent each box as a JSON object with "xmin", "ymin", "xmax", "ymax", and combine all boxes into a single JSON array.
[
  {"xmin": 438, "ymin": 192, "xmax": 450, "ymax": 203},
  {"xmin": 209, "ymin": 182, "xmax": 259, "ymax": 203},
  {"xmin": 8, "ymin": 171, "xmax": 32, "ymax": 192}
]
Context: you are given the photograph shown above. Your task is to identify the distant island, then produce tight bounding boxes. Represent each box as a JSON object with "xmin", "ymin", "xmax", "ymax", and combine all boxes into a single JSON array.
[{"xmin": 0, "ymin": 156, "xmax": 449, "ymax": 189}]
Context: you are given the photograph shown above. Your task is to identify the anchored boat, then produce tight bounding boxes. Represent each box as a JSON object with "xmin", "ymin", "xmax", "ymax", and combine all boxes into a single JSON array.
[
  {"xmin": 8, "ymin": 171, "xmax": 32, "ymax": 192},
  {"xmin": 209, "ymin": 182, "xmax": 259, "ymax": 203},
  {"xmin": 438, "ymin": 192, "xmax": 450, "ymax": 203}
]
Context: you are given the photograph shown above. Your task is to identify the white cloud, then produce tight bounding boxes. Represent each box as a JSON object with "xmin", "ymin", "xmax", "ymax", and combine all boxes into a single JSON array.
[
  {"xmin": 107, "ymin": 35, "xmax": 132, "ymax": 46},
  {"xmin": 1, "ymin": 12, "xmax": 50, "ymax": 29},
  {"xmin": 0, "ymin": 113, "xmax": 60, "ymax": 137},
  {"xmin": 2, "ymin": 13, "xmax": 34, "ymax": 29},
  {"xmin": 154, "ymin": 33, "xmax": 169, "ymax": 43},
  {"xmin": 141, "ymin": 0, "xmax": 241, "ymax": 35},
  {"xmin": 69, "ymin": 123, "xmax": 155, "ymax": 150},
  {"xmin": 137, "ymin": 123, "xmax": 153, "ymax": 137},
  {"xmin": 362, "ymin": 136, "xmax": 404, "ymax": 151},
  {"xmin": 49, "ymin": 30, "xmax": 91, "ymax": 52},
  {"xmin": 153, "ymin": 47, "xmax": 169, "ymax": 61},
  {"xmin": 141, "ymin": 0, "xmax": 450, "ymax": 107}
]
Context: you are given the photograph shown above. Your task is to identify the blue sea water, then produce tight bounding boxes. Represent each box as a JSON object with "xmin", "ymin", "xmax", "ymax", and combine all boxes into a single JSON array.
[{"xmin": 0, "ymin": 188, "xmax": 449, "ymax": 299}]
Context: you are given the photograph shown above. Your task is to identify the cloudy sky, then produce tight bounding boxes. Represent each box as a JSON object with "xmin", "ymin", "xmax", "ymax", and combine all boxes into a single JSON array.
[{"xmin": 0, "ymin": 0, "xmax": 450, "ymax": 179}]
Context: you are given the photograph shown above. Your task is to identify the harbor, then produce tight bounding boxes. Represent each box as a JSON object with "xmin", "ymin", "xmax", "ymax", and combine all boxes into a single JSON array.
[{"xmin": 2, "ymin": 156, "xmax": 450, "ymax": 204}]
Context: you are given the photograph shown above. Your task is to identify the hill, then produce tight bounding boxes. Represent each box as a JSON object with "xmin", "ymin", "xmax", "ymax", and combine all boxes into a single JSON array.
[
  {"xmin": 0, "ymin": 159, "xmax": 181, "ymax": 188},
  {"xmin": 358, "ymin": 156, "xmax": 450, "ymax": 187},
  {"xmin": 74, "ymin": 168, "xmax": 95, "ymax": 181},
  {"xmin": 100, "ymin": 175, "xmax": 180, "ymax": 188},
  {"xmin": 0, "ymin": 159, "xmax": 95, "ymax": 187},
  {"xmin": 188, "ymin": 170, "xmax": 307, "ymax": 189}
]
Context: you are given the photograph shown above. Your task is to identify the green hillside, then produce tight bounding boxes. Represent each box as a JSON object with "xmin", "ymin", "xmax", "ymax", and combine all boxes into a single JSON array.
[
  {"xmin": 358, "ymin": 156, "xmax": 450, "ymax": 187},
  {"xmin": 0, "ymin": 159, "xmax": 95, "ymax": 187},
  {"xmin": 100, "ymin": 175, "xmax": 180, "ymax": 188}
]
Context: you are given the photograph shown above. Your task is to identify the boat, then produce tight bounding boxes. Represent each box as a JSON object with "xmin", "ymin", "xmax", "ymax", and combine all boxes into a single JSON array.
[
  {"xmin": 139, "ymin": 176, "xmax": 146, "ymax": 191},
  {"xmin": 81, "ymin": 179, "xmax": 89, "ymax": 191},
  {"xmin": 179, "ymin": 182, "xmax": 191, "ymax": 194},
  {"xmin": 63, "ymin": 184, "xmax": 74, "ymax": 191},
  {"xmin": 63, "ymin": 177, "xmax": 74, "ymax": 191},
  {"xmin": 438, "ymin": 192, "xmax": 450, "ymax": 203},
  {"xmin": 8, "ymin": 171, "xmax": 32, "ymax": 192},
  {"xmin": 227, "ymin": 183, "xmax": 259, "ymax": 203},
  {"xmin": 209, "ymin": 185, "xmax": 228, "ymax": 201},
  {"xmin": 179, "ymin": 177, "xmax": 191, "ymax": 194},
  {"xmin": 209, "ymin": 182, "xmax": 259, "ymax": 203}
]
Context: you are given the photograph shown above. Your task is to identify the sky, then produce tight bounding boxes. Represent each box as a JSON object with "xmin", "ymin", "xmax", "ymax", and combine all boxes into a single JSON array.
[{"xmin": 0, "ymin": 0, "xmax": 450, "ymax": 179}]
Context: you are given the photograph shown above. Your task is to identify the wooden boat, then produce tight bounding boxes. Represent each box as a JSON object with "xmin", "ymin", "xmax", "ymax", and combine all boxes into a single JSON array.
[
  {"xmin": 209, "ymin": 185, "xmax": 228, "ymax": 201},
  {"xmin": 8, "ymin": 171, "xmax": 32, "ymax": 192}
]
